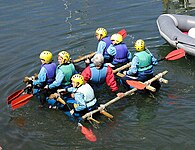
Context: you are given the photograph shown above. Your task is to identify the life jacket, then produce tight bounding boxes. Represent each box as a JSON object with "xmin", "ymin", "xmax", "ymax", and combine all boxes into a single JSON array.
[
  {"xmin": 77, "ymin": 83, "xmax": 97, "ymax": 108},
  {"xmin": 57, "ymin": 63, "xmax": 75, "ymax": 86},
  {"xmin": 134, "ymin": 51, "xmax": 153, "ymax": 72},
  {"xmin": 42, "ymin": 62, "xmax": 56, "ymax": 84},
  {"xmin": 101, "ymin": 36, "xmax": 112, "ymax": 55},
  {"xmin": 113, "ymin": 43, "xmax": 128, "ymax": 63},
  {"xmin": 89, "ymin": 63, "xmax": 108, "ymax": 84}
]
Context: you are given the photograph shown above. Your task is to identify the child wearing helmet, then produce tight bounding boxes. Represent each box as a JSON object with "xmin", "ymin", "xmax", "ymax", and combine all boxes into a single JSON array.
[
  {"xmin": 106, "ymin": 33, "xmax": 132, "ymax": 68},
  {"xmin": 95, "ymin": 28, "xmax": 112, "ymax": 63},
  {"xmin": 32, "ymin": 50, "xmax": 56, "ymax": 88},
  {"xmin": 121, "ymin": 39, "xmax": 158, "ymax": 88},
  {"xmin": 81, "ymin": 53, "xmax": 118, "ymax": 93},
  {"xmin": 46, "ymin": 51, "xmax": 77, "ymax": 90},
  {"xmin": 57, "ymin": 74, "xmax": 98, "ymax": 116},
  {"xmin": 26, "ymin": 50, "xmax": 56, "ymax": 106},
  {"xmin": 45, "ymin": 51, "xmax": 77, "ymax": 109}
]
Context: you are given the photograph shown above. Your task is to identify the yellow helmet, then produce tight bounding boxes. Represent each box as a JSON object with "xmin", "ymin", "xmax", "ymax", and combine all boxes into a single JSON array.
[
  {"xmin": 134, "ymin": 39, "xmax": 145, "ymax": 51},
  {"xmin": 110, "ymin": 33, "xmax": 123, "ymax": 44},
  {"xmin": 95, "ymin": 28, "xmax": 107, "ymax": 39},
  {"xmin": 39, "ymin": 50, "xmax": 53, "ymax": 64},
  {"xmin": 71, "ymin": 74, "xmax": 84, "ymax": 87},
  {"xmin": 58, "ymin": 51, "xmax": 70, "ymax": 63}
]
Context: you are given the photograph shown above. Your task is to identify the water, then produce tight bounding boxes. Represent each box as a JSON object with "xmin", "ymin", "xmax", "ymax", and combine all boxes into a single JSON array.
[{"xmin": 0, "ymin": 0, "xmax": 195, "ymax": 149}]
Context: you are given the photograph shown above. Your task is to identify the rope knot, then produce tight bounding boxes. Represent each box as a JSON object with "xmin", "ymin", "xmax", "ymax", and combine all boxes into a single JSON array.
[{"xmin": 99, "ymin": 104, "xmax": 105, "ymax": 111}]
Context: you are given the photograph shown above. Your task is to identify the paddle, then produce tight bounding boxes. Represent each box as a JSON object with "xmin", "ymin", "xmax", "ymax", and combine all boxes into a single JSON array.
[
  {"xmin": 7, "ymin": 76, "xmax": 36, "ymax": 104},
  {"xmin": 126, "ymin": 80, "xmax": 146, "ymax": 90},
  {"xmin": 11, "ymin": 94, "xmax": 33, "ymax": 110},
  {"xmin": 49, "ymin": 92, "xmax": 97, "ymax": 142},
  {"xmin": 9, "ymin": 87, "xmax": 48, "ymax": 110},
  {"xmin": 7, "ymin": 89, "xmax": 26, "ymax": 104},
  {"xmin": 158, "ymin": 48, "xmax": 185, "ymax": 62},
  {"xmin": 67, "ymin": 103, "xmax": 97, "ymax": 142},
  {"xmin": 115, "ymin": 72, "xmax": 146, "ymax": 90},
  {"xmin": 118, "ymin": 29, "xmax": 127, "ymax": 39},
  {"xmin": 65, "ymin": 99, "xmax": 97, "ymax": 142},
  {"xmin": 78, "ymin": 123, "xmax": 97, "ymax": 142},
  {"xmin": 72, "ymin": 29, "xmax": 127, "ymax": 63},
  {"xmin": 7, "ymin": 84, "xmax": 33, "ymax": 104}
]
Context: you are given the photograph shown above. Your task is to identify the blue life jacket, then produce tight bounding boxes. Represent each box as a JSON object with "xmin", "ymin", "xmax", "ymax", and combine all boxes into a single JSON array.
[
  {"xmin": 101, "ymin": 36, "xmax": 112, "ymax": 55},
  {"xmin": 89, "ymin": 63, "xmax": 108, "ymax": 84},
  {"xmin": 42, "ymin": 62, "xmax": 56, "ymax": 84},
  {"xmin": 113, "ymin": 43, "xmax": 128, "ymax": 63}
]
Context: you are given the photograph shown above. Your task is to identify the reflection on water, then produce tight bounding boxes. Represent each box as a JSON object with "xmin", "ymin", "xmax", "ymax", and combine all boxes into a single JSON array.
[{"xmin": 9, "ymin": 116, "xmax": 26, "ymax": 128}]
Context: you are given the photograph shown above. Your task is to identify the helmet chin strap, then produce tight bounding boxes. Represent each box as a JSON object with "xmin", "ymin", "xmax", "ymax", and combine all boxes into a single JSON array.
[
  {"xmin": 76, "ymin": 82, "xmax": 81, "ymax": 88},
  {"xmin": 99, "ymin": 34, "xmax": 103, "ymax": 40}
]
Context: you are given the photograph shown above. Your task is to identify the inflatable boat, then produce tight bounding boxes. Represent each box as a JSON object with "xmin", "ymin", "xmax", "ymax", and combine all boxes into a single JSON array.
[{"xmin": 156, "ymin": 14, "xmax": 195, "ymax": 56}]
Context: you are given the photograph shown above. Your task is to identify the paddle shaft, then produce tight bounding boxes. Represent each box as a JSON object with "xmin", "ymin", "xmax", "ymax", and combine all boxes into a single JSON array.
[
  {"xmin": 72, "ymin": 52, "xmax": 96, "ymax": 63},
  {"xmin": 113, "ymin": 63, "xmax": 131, "ymax": 74},
  {"xmin": 57, "ymin": 97, "xmax": 66, "ymax": 105},
  {"xmin": 157, "ymin": 58, "xmax": 166, "ymax": 62}
]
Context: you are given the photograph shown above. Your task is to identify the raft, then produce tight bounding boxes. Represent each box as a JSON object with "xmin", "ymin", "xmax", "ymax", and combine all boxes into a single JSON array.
[
  {"xmin": 8, "ymin": 57, "xmax": 169, "ymax": 124},
  {"xmin": 156, "ymin": 14, "xmax": 195, "ymax": 56}
]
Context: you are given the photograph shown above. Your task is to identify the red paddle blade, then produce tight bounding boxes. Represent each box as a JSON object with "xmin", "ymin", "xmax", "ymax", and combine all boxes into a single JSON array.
[
  {"xmin": 81, "ymin": 126, "xmax": 96, "ymax": 142},
  {"xmin": 12, "ymin": 99, "xmax": 30, "ymax": 110},
  {"xmin": 7, "ymin": 89, "xmax": 24, "ymax": 104},
  {"xmin": 78, "ymin": 123, "xmax": 97, "ymax": 142},
  {"xmin": 118, "ymin": 29, "xmax": 127, "ymax": 39},
  {"xmin": 165, "ymin": 48, "xmax": 185, "ymax": 60},
  {"xmin": 126, "ymin": 80, "xmax": 146, "ymax": 90},
  {"xmin": 11, "ymin": 94, "xmax": 33, "ymax": 110}
]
